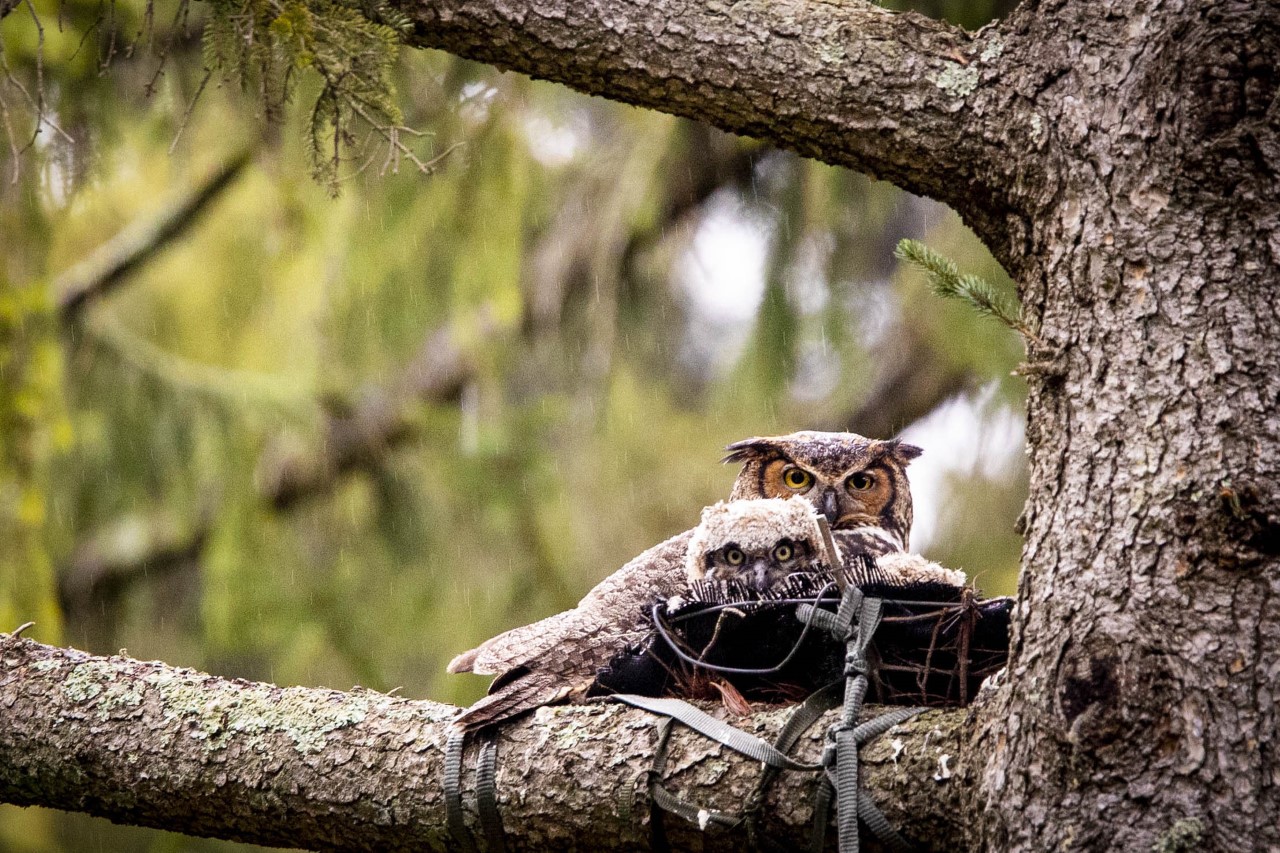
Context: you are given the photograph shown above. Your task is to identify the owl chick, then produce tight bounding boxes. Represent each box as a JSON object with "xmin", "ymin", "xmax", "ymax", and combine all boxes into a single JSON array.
[
  {"xmin": 685, "ymin": 498, "xmax": 830, "ymax": 591},
  {"xmin": 447, "ymin": 430, "xmax": 924, "ymax": 732},
  {"xmin": 449, "ymin": 498, "xmax": 832, "ymax": 732}
]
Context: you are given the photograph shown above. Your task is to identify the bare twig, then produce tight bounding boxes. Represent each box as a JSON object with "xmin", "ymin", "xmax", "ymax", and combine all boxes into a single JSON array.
[
  {"xmin": 168, "ymin": 66, "xmax": 212, "ymax": 154},
  {"xmin": 347, "ymin": 98, "xmax": 461, "ymax": 177}
]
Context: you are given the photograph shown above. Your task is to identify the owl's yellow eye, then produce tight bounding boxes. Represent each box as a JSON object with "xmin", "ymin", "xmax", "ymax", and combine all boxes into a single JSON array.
[
  {"xmin": 724, "ymin": 547, "xmax": 745, "ymax": 566},
  {"xmin": 847, "ymin": 472, "xmax": 874, "ymax": 492},
  {"xmin": 772, "ymin": 541, "xmax": 794, "ymax": 562},
  {"xmin": 782, "ymin": 467, "xmax": 813, "ymax": 491}
]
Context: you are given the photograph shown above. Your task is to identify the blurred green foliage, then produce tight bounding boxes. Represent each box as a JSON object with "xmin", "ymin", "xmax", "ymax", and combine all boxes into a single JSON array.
[{"xmin": 1, "ymin": 0, "xmax": 1022, "ymax": 848}]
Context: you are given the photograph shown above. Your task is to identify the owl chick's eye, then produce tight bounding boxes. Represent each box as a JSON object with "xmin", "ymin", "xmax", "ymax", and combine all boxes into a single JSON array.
[
  {"xmin": 772, "ymin": 541, "xmax": 794, "ymax": 562},
  {"xmin": 847, "ymin": 472, "xmax": 875, "ymax": 492},
  {"xmin": 782, "ymin": 466, "xmax": 814, "ymax": 491},
  {"xmin": 724, "ymin": 547, "xmax": 745, "ymax": 566}
]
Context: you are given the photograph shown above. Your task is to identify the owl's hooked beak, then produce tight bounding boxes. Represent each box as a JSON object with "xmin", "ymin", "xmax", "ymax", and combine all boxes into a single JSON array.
[
  {"xmin": 817, "ymin": 488, "xmax": 841, "ymax": 526},
  {"xmin": 749, "ymin": 558, "xmax": 774, "ymax": 592}
]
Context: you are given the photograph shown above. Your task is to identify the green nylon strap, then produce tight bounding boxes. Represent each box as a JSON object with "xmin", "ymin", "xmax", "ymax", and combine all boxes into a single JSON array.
[
  {"xmin": 652, "ymin": 783, "xmax": 744, "ymax": 830},
  {"xmin": 444, "ymin": 728, "xmax": 480, "ymax": 853},
  {"xmin": 854, "ymin": 706, "xmax": 926, "ymax": 742},
  {"xmin": 857, "ymin": 789, "xmax": 915, "ymax": 853},
  {"xmin": 613, "ymin": 694, "xmax": 822, "ymax": 771},
  {"xmin": 810, "ymin": 775, "xmax": 834, "ymax": 853},
  {"xmin": 801, "ymin": 588, "xmax": 923, "ymax": 853},
  {"xmin": 619, "ymin": 586, "xmax": 925, "ymax": 853},
  {"xmin": 649, "ymin": 718, "xmax": 675, "ymax": 853},
  {"xmin": 793, "ymin": 603, "xmax": 842, "ymax": 636},
  {"xmin": 744, "ymin": 681, "xmax": 844, "ymax": 849},
  {"xmin": 836, "ymin": 724, "xmax": 861, "ymax": 852},
  {"xmin": 476, "ymin": 733, "xmax": 508, "ymax": 853}
]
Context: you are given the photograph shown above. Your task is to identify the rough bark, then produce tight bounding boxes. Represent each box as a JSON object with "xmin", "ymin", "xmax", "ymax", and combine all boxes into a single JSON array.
[
  {"xmin": 0, "ymin": 631, "xmax": 969, "ymax": 851},
  {"xmin": 971, "ymin": 2, "xmax": 1280, "ymax": 849}
]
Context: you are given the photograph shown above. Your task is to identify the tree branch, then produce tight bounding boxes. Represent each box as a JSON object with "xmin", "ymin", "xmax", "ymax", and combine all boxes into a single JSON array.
[
  {"xmin": 0, "ymin": 631, "xmax": 971, "ymax": 851},
  {"xmin": 55, "ymin": 150, "xmax": 253, "ymax": 322},
  {"xmin": 395, "ymin": 0, "xmax": 1025, "ymax": 232}
]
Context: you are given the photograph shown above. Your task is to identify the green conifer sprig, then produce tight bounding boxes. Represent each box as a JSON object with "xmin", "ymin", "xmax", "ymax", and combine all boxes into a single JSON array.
[
  {"xmin": 203, "ymin": 0, "xmax": 428, "ymax": 194},
  {"xmin": 894, "ymin": 239, "xmax": 1039, "ymax": 342}
]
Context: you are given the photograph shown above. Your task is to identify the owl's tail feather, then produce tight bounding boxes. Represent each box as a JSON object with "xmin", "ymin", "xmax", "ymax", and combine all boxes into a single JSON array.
[{"xmin": 449, "ymin": 678, "xmax": 575, "ymax": 735}]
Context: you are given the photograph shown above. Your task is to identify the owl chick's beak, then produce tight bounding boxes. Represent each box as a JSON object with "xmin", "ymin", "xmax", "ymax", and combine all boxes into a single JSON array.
[
  {"xmin": 749, "ymin": 559, "xmax": 774, "ymax": 592},
  {"xmin": 817, "ymin": 488, "xmax": 841, "ymax": 526}
]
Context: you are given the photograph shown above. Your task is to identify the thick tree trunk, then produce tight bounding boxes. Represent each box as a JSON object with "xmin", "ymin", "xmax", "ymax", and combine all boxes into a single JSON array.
[
  {"xmin": 0, "ymin": 632, "xmax": 969, "ymax": 851},
  {"xmin": 972, "ymin": 2, "xmax": 1280, "ymax": 848}
]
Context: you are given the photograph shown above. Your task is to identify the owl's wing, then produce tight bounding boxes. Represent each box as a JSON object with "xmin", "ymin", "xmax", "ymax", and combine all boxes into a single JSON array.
[
  {"xmin": 874, "ymin": 551, "xmax": 967, "ymax": 587},
  {"xmin": 447, "ymin": 529, "xmax": 694, "ymax": 676},
  {"xmin": 449, "ymin": 624, "xmax": 653, "ymax": 732}
]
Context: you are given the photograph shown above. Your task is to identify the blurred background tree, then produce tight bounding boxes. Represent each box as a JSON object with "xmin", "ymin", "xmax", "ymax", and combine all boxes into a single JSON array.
[{"xmin": 1, "ymin": 0, "xmax": 1021, "ymax": 848}]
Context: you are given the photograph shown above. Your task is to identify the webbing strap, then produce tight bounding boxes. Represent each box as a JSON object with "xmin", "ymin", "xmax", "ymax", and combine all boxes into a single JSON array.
[
  {"xmin": 444, "ymin": 728, "xmax": 508, "ymax": 853},
  {"xmin": 805, "ymin": 588, "xmax": 923, "ymax": 853},
  {"xmin": 793, "ymin": 603, "xmax": 841, "ymax": 635},
  {"xmin": 854, "ymin": 706, "xmax": 925, "ymax": 743},
  {"xmin": 744, "ymin": 679, "xmax": 844, "ymax": 846},
  {"xmin": 643, "ymin": 717, "xmax": 742, "ymax": 846},
  {"xmin": 476, "ymin": 733, "xmax": 507, "ymax": 853},
  {"xmin": 613, "ymin": 694, "xmax": 821, "ymax": 771},
  {"xmin": 444, "ymin": 728, "xmax": 479, "ymax": 853},
  {"xmin": 810, "ymin": 774, "xmax": 834, "ymax": 853},
  {"xmin": 857, "ymin": 789, "xmax": 915, "ymax": 853}
]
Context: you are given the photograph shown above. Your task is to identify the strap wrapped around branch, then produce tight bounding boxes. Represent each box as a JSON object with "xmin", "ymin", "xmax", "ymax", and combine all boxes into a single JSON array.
[
  {"xmin": 618, "ymin": 583, "xmax": 925, "ymax": 853},
  {"xmin": 613, "ymin": 694, "xmax": 821, "ymax": 771}
]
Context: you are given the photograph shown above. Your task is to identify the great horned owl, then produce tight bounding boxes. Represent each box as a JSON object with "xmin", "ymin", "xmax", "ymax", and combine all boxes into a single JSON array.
[
  {"xmin": 685, "ymin": 498, "xmax": 829, "ymax": 591},
  {"xmin": 447, "ymin": 431, "xmax": 925, "ymax": 731},
  {"xmin": 723, "ymin": 430, "xmax": 921, "ymax": 553}
]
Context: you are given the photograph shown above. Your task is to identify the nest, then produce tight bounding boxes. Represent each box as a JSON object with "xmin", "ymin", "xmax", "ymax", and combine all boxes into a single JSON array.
[{"xmin": 591, "ymin": 566, "xmax": 1011, "ymax": 708}]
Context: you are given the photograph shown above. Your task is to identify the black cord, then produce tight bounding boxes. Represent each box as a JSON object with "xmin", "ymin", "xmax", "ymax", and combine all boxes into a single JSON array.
[{"xmin": 650, "ymin": 582, "xmax": 837, "ymax": 676}]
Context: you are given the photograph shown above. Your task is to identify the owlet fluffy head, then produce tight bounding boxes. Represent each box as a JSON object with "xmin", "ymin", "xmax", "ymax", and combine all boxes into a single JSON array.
[
  {"xmin": 723, "ymin": 430, "xmax": 921, "ymax": 550},
  {"xmin": 685, "ymin": 498, "xmax": 829, "ymax": 591}
]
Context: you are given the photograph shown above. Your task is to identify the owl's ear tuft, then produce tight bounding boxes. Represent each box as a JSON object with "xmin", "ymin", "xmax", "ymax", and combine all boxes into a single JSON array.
[
  {"xmin": 888, "ymin": 440, "xmax": 924, "ymax": 463},
  {"xmin": 722, "ymin": 437, "xmax": 779, "ymax": 464}
]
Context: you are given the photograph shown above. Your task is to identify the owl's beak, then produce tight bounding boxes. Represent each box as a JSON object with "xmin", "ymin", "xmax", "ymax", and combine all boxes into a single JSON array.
[
  {"xmin": 817, "ymin": 488, "xmax": 841, "ymax": 526},
  {"xmin": 749, "ymin": 559, "xmax": 773, "ymax": 592}
]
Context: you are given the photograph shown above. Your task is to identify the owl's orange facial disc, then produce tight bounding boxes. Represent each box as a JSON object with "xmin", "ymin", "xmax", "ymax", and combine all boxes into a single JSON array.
[{"xmin": 760, "ymin": 458, "xmax": 815, "ymax": 497}]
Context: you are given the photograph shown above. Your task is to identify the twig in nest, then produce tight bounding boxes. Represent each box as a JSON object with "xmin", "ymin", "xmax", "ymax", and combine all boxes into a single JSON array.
[{"xmin": 708, "ymin": 679, "xmax": 753, "ymax": 717}]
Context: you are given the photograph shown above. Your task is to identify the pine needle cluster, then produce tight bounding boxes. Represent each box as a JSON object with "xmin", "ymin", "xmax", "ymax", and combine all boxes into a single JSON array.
[
  {"xmin": 202, "ymin": 0, "xmax": 416, "ymax": 192},
  {"xmin": 894, "ymin": 239, "xmax": 1036, "ymax": 341}
]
